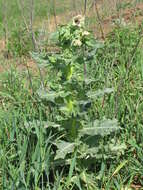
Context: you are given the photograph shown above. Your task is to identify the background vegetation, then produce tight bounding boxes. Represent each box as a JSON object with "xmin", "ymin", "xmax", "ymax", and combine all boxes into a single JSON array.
[{"xmin": 0, "ymin": 0, "xmax": 143, "ymax": 189}]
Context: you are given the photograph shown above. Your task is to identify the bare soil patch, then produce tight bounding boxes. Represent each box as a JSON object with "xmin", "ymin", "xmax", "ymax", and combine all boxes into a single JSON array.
[{"xmin": 94, "ymin": 2, "xmax": 143, "ymax": 38}]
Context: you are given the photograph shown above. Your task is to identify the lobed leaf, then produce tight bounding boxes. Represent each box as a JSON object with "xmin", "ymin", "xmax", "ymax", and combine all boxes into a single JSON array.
[
  {"xmin": 87, "ymin": 88, "xmax": 114, "ymax": 99},
  {"xmin": 55, "ymin": 141, "xmax": 75, "ymax": 160},
  {"xmin": 79, "ymin": 118, "xmax": 119, "ymax": 137}
]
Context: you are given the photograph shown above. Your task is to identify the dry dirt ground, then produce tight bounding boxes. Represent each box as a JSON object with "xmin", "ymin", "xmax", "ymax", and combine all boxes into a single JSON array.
[{"xmin": 98, "ymin": 2, "xmax": 143, "ymax": 37}]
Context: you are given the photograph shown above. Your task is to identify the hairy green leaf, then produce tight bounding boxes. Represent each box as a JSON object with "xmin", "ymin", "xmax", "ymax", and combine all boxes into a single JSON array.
[
  {"xmin": 79, "ymin": 118, "xmax": 119, "ymax": 137},
  {"xmin": 55, "ymin": 141, "xmax": 75, "ymax": 160}
]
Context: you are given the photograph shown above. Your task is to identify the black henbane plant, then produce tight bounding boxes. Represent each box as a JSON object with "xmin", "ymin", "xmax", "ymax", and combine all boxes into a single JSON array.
[{"xmin": 32, "ymin": 15, "xmax": 125, "ymax": 166}]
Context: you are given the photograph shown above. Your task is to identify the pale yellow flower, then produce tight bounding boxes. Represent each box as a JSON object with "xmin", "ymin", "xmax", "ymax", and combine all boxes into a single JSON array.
[
  {"xmin": 72, "ymin": 39, "xmax": 82, "ymax": 47},
  {"xmin": 72, "ymin": 15, "xmax": 85, "ymax": 27},
  {"xmin": 82, "ymin": 31, "xmax": 90, "ymax": 36}
]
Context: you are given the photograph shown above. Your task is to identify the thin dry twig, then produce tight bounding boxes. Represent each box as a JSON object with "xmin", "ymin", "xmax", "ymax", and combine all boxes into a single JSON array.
[
  {"xmin": 84, "ymin": 0, "xmax": 87, "ymax": 16},
  {"xmin": 52, "ymin": 0, "xmax": 57, "ymax": 29},
  {"xmin": 94, "ymin": 0, "xmax": 105, "ymax": 40},
  {"xmin": 2, "ymin": 0, "xmax": 8, "ymax": 46},
  {"xmin": 29, "ymin": 0, "xmax": 37, "ymax": 51},
  {"xmin": 17, "ymin": 0, "xmax": 30, "ymax": 33},
  {"xmin": 73, "ymin": 0, "xmax": 77, "ymax": 14}
]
